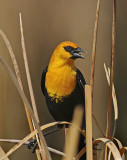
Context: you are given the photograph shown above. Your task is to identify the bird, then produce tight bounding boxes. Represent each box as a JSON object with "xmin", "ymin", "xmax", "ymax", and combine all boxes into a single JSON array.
[{"xmin": 41, "ymin": 41, "xmax": 87, "ymax": 159}]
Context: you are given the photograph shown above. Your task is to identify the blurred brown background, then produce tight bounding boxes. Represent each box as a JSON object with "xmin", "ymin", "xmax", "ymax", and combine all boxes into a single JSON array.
[{"xmin": 0, "ymin": 0, "xmax": 127, "ymax": 159}]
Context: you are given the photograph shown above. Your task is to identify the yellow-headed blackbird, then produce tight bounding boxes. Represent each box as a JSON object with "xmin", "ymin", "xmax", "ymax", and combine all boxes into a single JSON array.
[{"xmin": 41, "ymin": 41, "xmax": 87, "ymax": 159}]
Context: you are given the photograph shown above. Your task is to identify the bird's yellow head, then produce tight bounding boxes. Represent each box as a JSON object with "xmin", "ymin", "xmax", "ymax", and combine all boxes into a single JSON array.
[
  {"xmin": 45, "ymin": 41, "xmax": 87, "ymax": 100},
  {"xmin": 48, "ymin": 41, "xmax": 87, "ymax": 70}
]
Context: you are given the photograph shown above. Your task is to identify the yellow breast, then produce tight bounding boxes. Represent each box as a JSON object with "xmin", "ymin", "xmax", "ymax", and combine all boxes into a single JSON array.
[{"xmin": 45, "ymin": 65, "xmax": 76, "ymax": 100}]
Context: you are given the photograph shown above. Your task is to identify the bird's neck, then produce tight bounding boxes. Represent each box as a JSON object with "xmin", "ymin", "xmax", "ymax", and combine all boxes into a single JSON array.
[{"xmin": 48, "ymin": 54, "xmax": 76, "ymax": 71}]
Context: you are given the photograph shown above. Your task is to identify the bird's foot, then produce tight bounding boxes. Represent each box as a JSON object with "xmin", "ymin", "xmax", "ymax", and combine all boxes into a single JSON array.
[
  {"xmin": 28, "ymin": 123, "xmax": 63, "ymax": 153},
  {"xmin": 27, "ymin": 139, "xmax": 38, "ymax": 153}
]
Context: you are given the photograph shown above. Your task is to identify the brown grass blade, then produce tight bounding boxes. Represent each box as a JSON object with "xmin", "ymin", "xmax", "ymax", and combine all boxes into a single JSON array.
[
  {"xmin": 62, "ymin": 107, "xmax": 84, "ymax": 160},
  {"xmin": 0, "ymin": 27, "xmax": 41, "ymax": 159},
  {"xmin": 108, "ymin": 150, "xmax": 112, "ymax": 160},
  {"xmin": 0, "ymin": 121, "xmax": 85, "ymax": 159},
  {"xmin": 88, "ymin": 0, "xmax": 106, "ymax": 144},
  {"xmin": 0, "ymin": 56, "xmax": 51, "ymax": 160},
  {"xmin": 107, "ymin": 66, "xmax": 118, "ymax": 121},
  {"xmin": 93, "ymin": 138, "xmax": 122, "ymax": 160},
  {"xmin": 75, "ymin": 147, "xmax": 86, "ymax": 160},
  {"xmin": 104, "ymin": 62, "xmax": 119, "ymax": 160},
  {"xmin": 90, "ymin": 1, "xmax": 101, "ymax": 158},
  {"xmin": 0, "ymin": 139, "xmax": 67, "ymax": 158},
  {"xmin": 19, "ymin": 13, "xmax": 42, "ymax": 159},
  {"xmin": 113, "ymin": 138, "xmax": 124, "ymax": 150},
  {"xmin": 0, "ymin": 28, "xmax": 34, "ymax": 131},
  {"xmin": 104, "ymin": 63, "xmax": 118, "ymax": 137},
  {"xmin": 0, "ymin": 122, "xmax": 60, "ymax": 160},
  {"xmin": 113, "ymin": 138, "xmax": 125, "ymax": 160},
  {"xmin": 19, "ymin": 13, "xmax": 39, "ymax": 123},
  {"xmin": 90, "ymin": 0, "xmax": 101, "ymax": 103},
  {"xmin": 106, "ymin": 0, "xmax": 116, "ymax": 138},
  {"xmin": 92, "ymin": 113, "xmax": 106, "ymax": 137},
  {"xmin": 76, "ymin": 137, "xmax": 123, "ymax": 160},
  {"xmin": 47, "ymin": 147, "xmax": 67, "ymax": 158},
  {"xmin": 105, "ymin": 1, "xmax": 117, "ymax": 155},
  {"xmin": 0, "ymin": 29, "xmax": 23, "ymax": 89},
  {"xmin": 85, "ymin": 85, "xmax": 93, "ymax": 160},
  {"xmin": 0, "ymin": 147, "xmax": 9, "ymax": 160}
]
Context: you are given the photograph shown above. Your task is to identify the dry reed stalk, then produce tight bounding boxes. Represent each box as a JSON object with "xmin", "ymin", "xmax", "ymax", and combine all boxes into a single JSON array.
[
  {"xmin": 0, "ymin": 139, "xmax": 30, "ymax": 145},
  {"xmin": 0, "ymin": 139, "xmax": 67, "ymax": 158},
  {"xmin": 19, "ymin": 13, "xmax": 40, "ymax": 123},
  {"xmin": 113, "ymin": 137, "xmax": 125, "ymax": 160},
  {"xmin": 108, "ymin": 137, "xmax": 125, "ymax": 160},
  {"xmin": 0, "ymin": 118, "xmax": 85, "ymax": 159},
  {"xmin": 105, "ymin": 0, "xmax": 116, "ymax": 159},
  {"xmin": 19, "ymin": 13, "xmax": 42, "ymax": 159},
  {"xmin": 0, "ymin": 122, "xmax": 64, "ymax": 160},
  {"xmin": 0, "ymin": 28, "xmax": 41, "ymax": 159},
  {"xmin": 99, "ymin": 63, "xmax": 119, "ymax": 160},
  {"xmin": 75, "ymin": 147, "xmax": 86, "ymax": 160},
  {"xmin": 104, "ymin": 64, "xmax": 118, "ymax": 120},
  {"xmin": 0, "ymin": 29, "xmax": 34, "ymax": 131},
  {"xmin": 104, "ymin": 63, "xmax": 118, "ymax": 136},
  {"xmin": 113, "ymin": 138, "xmax": 123, "ymax": 150},
  {"xmin": 76, "ymin": 136, "xmax": 124, "ymax": 160},
  {"xmin": 106, "ymin": 0, "xmax": 116, "ymax": 138},
  {"xmin": 90, "ymin": 0, "xmax": 105, "ymax": 150},
  {"xmin": 0, "ymin": 147, "xmax": 9, "ymax": 160},
  {"xmin": 93, "ymin": 138, "xmax": 122, "ymax": 160},
  {"xmin": 85, "ymin": 85, "xmax": 93, "ymax": 160},
  {"xmin": 90, "ymin": 1, "xmax": 101, "ymax": 159},
  {"xmin": 0, "ymin": 56, "xmax": 51, "ymax": 160},
  {"xmin": 92, "ymin": 114, "xmax": 106, "ymax": 137},
  {"xmin": 62, "ymin": 107, "xmax": 84, "ymax": 160},
  {"xmin": 84, "ymin": 0, "xmax": 105, "ymax": 142},
  {"xmin": 90, "ymin": 0, "xmax": 101, "ymax": 102}
]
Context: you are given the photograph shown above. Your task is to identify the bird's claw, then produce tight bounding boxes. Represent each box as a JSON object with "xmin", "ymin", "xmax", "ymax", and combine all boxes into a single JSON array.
[{"xmin": 27, "ymin": 139, "xmax": 38, "ymax": 153}]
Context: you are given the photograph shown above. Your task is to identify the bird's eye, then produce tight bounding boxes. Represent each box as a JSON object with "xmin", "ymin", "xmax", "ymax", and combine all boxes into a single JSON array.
[{"xmin": 64, "ymin": 46, "xmax": 74, "ymax": 53}]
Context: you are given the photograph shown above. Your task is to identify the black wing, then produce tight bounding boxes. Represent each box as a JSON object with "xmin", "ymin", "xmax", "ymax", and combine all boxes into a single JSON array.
[
  {"xmin": 76, "ymin": 69, "xmax": 86, "ymax": 97},
  {"xmin": 41, "ymin": 66, "xmax": 48, "ymax": 96}
]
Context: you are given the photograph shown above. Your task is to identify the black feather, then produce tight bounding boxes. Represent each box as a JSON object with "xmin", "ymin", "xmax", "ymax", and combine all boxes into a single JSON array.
[
  {"xmin": 77, "ymin": 69, "xmax": 86, "ymax": 97},
  {"xmin": 41, "ymin": 66, "xmax": 86, "ymax": 159},
  {"xmin": 41, "ymin": 66, "xmax": 48, "ymax": 96}
]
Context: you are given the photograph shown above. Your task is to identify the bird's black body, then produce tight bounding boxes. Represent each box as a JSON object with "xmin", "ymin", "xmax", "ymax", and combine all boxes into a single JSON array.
[
  {"xmin": 41, "ymin": 67, "xmax": 85, "ymax": 125},
  {"xmin": 41, "ymin": 66, "xmax": 86, "ymax": 159}
]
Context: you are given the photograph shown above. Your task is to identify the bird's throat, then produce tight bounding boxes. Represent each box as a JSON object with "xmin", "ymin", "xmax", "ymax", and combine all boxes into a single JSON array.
[{"xmin": 45, "ymin": 65, "xmax": 76, "ymax": 101}]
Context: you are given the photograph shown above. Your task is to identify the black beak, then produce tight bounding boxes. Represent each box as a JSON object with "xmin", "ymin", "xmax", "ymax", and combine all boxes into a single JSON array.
[{"xmin": 71, "ymin": 47, "xmax": 88, "ymax": 59}]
